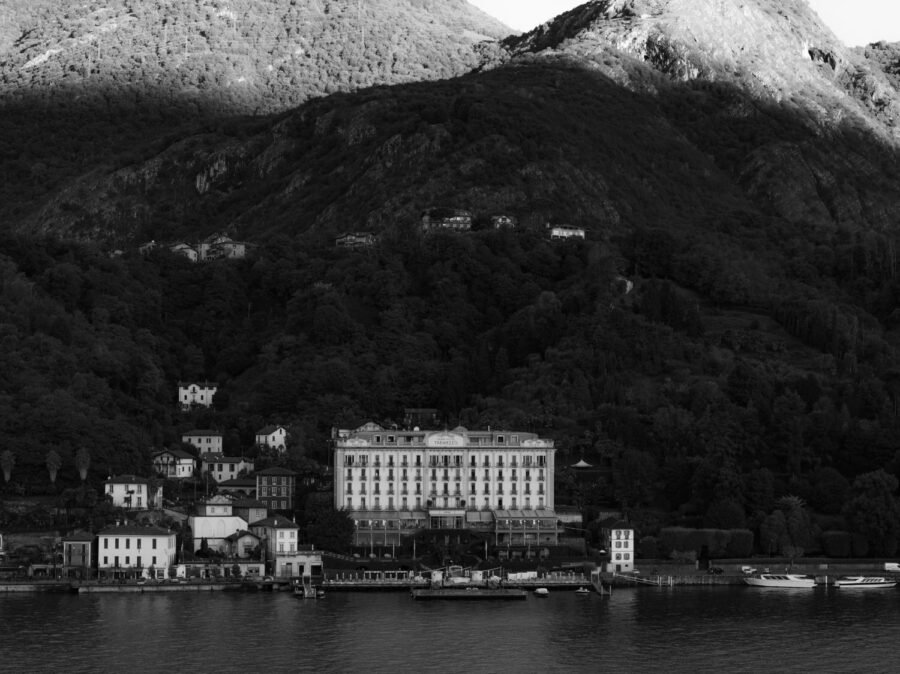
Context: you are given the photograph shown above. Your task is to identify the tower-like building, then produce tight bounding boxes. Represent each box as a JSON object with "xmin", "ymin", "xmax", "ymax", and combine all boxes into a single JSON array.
[{"xmin": 333, "ymin": 423, "xmax": 558, "ymax": 548}]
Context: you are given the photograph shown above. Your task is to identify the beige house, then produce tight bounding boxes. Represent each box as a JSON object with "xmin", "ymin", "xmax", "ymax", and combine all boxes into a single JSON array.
[
  {"xmin": 200, "ymin": 453, "xmax": 254, "ymax": 483},
  {"xmin": 182, "ymin": 430, "xmax": 223, "ymax": 453},
  {"xmin": 97, "ymin": 523, "xmax": 176, "ymax": 579},
  {"xmin": 104, "ymin": 475, "xmax": 162, "ymax": 510}
]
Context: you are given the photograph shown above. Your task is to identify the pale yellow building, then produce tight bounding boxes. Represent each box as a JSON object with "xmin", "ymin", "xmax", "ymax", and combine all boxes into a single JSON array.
[{"xmin": 333, "ymin": 423, "xmax": 558, "ymax": 546}]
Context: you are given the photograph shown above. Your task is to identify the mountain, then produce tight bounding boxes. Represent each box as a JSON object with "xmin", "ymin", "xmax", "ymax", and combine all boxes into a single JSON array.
[
  {"xmin": 5, "ymin": 0, "xmax": 900, "ymax": 551},
  {"xmin": 0, "ymin": 0, "xmax": 512, "ymax": 234}
]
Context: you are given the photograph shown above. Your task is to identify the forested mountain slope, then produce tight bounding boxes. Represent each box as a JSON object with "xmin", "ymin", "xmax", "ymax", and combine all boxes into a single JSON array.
[
  {"xmin": 0, "ymin": 0, "xmax": 511, "ymax": 231},
  {"xmin": 4, "ymin": 0, "xmax": 900, "ymax": 553}
]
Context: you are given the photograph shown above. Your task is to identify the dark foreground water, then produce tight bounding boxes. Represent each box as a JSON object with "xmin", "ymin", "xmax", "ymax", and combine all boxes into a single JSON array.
[{"xmin": 1, "ymin": 586, "xmax": 899, "ymax": 673}]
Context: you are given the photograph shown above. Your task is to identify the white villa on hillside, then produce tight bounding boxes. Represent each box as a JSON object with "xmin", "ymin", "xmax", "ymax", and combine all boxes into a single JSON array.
[
  {"xmin": 178, "ymin": 382, "xmax": 218, "ymax": 409},
  {"xmin": 255, "ymin": 425, "xmax": 288, "ymax": 452},
  {"xmin": 548, "ymin": 224, "xmax": 585, "ymax": 240},
  {"xmin": 104, "ymin": 475, "xmax": 162, "ymax": 510}
]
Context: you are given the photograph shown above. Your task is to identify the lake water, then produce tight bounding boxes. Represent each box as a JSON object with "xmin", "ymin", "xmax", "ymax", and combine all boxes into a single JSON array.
[{"xmin": 1, "ymin": 586, "xmax": 899, "ymax": 673}]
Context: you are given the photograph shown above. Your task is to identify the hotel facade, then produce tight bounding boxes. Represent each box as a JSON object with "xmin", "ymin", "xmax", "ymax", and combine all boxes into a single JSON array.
[{"xmin": 333, "ymin": 423, "xmax": 559, "ymax": 547}]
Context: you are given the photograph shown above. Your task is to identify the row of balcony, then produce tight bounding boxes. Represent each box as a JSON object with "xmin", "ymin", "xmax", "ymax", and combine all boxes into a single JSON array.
[
  {"xmin": 345, "ymin": 487, "xmax": 545, "ymax": 497},
  {"xmin": 343, "ymin": 457, "xmax": 547, "ymax": 469}
]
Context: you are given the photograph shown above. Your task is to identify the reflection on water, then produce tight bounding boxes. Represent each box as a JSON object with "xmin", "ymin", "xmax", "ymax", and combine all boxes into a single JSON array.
[{"xmin": 2, "ymin": 587, "xmax": 900, "ymax": 673}]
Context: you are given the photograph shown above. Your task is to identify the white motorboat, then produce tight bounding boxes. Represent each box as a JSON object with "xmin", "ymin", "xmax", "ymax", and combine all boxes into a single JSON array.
[
  {"xmin": 834, "ymin": 576, "xmax": 897, "ymax": 589},
  {"xmin": 574, "ymin": 587, "xmax": 591, "ymax": 595},
  {"xmin": 743, "ymin": 573, "xmax": 816, "ymax": 588},
  {"xmin": 533, "ymin": 587, "xmax": 549, "ymax": 597}
]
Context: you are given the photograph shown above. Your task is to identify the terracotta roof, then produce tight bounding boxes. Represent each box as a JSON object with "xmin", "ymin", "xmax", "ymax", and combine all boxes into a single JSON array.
[
  {"xmin": 250, "ymin": 516, "xmax": 299, "ymax": 529},
  {"xmin": 200, "ymin": 453, "xmax": 252, "ymax": 464},
  {"xmin": 153, "ymin": 449, "xmax": 195, "ymax": 460},
  {"xmin": 256, "ymin": 425, "xmax": 285, "ymax": 435},
  {"xmin": 104, "ymin": 475, "xmax": 150, "ymax": 485},
  {"xmin": 218, "ymin": 477, "xmax": 257, "ymax": 487},
  {"xmin": 182, "ymin": 430, "xmax": 223, "ymax": 437},
  {"xmin": 225, "ymin": 530, "xmax": 260, "ymax": 542},
  {"xmin": 232, "ymin": 499, "xmax": 266, "ymax": 508},
  {"xmin": 98, "ymin": 524, "xmax": 173, "ymax": 536},
  {"xmin": 255, "ymin": 467, "xmax": 296, "ymax": 476},
  {"xmin": 63, "ymin": 531, "xmax": 95, "ymax": 542}
]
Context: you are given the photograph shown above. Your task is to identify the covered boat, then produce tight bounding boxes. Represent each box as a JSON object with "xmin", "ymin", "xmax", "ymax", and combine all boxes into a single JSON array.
[
  {"xmin": 743, "ymin": 574, "xmax": 816, "ymax": 588},
  {"xmin": 834, "ymin": 576, "xmax": 897, "ymax": 589}
]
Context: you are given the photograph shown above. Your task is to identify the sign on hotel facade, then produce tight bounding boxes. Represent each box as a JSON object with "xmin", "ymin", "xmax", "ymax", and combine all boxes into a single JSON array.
[{"xmin": 333, "ymin": 423, "xmax": 558, "ymax": 546}]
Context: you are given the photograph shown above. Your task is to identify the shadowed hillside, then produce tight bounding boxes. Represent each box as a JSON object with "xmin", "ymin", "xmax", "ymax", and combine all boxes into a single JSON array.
[{"xmin": 5, "ymin": 0, "xmax": 900, "ymax": 556}]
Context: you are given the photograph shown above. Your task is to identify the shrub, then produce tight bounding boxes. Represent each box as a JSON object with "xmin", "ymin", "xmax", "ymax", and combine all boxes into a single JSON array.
[
  {"xmin": 851, "ymin": 534, "xmax": 869, "ymax": 558},
  {"xmin": 725, "ymin": 529, "xmax": 754, "ymax": 557},
  {"xmin": 821, "ymin": 530, "xmax": 851, "ymax": 558},
  {"xmin": 637, "ymin": 536, "xmax": 659, "ymax": 559}
]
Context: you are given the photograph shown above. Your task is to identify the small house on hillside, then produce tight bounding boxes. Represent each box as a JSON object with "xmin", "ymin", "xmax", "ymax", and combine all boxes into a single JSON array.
[
  {"xmin": 152, "ymin": 449, "xmax": 196, "ymax": 479},
  {"xmin": 255, "ymin": 425, "xmax": 288, "ymax": 452},
  {"xmin": 491, "ymin": 215, "xmax": 517, "ymax": 229},
  {"xmin": 199, "ymin": 233, "xmax": 249, "ymax": 261},
  {"xmin": 548, "ymin": 224, "xmax": 585, "ymax": 240},
  {"xmin": 178, "ymin": 381, "xmax": 218, "ymax": 409},
  {"xmin": 170, "ymin": 242, "xmax": 199, "ymax": 262},
  {"xmin": 421, "ymin": 208, "xmax": 472, "ymax": 233},
  {"xmin": 255, "ymin": 467, "xmax": 296, "ymax": 511},
  {"xmin": 182, "ymin": 430, "xmax": 223, "ymax": 454},
  {"xmin": 104, "ymin": 475, "xmax": 162, "ymax": 510},
  {"xmin": 336, "ymin": 232, "xmax": 377, "ymax": 248},
  {"xmin": 200, "ymin": 453, "xmax": 254, "ymax": 483}
]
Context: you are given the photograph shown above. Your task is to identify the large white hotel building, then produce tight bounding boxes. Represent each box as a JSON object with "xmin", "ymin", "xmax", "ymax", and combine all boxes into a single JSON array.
[{"xmin": 333, "ymin": 423, "xmax": 559, "ymax": 548}]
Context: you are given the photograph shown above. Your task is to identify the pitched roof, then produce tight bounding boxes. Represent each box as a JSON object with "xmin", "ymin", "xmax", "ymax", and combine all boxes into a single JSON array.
[
  {"xmin": 182, "ymin": 430, "xmax": 223, "ymax": 437},
  {"xmin": 105, "ymin": 475, "xmax": 150, "ymax": 485},
  {"xmin": 255, "ymin": 467, "xmax": 296, "ymax": 476},
  {"xmin": 232, "ymin": 498, "xmax": 267, "ymax": 508},
  {"xmin": 98, "ymin": 524, "xmax": 173, "ymax": 536},
  {"xmin": 177, "ymin": 381, "xmax": 218, "ymax": 387},
  {"xmin": 256, "ymin": 425, "xmax": 286, "ymax": 435},
  {"xmin": 225, "ymin": 530, "xmax": 260, "ymax": 542},
  {"xmin": 200, "ymin": 453, "xmax": 252, "ymax": 464},
  {"xmin": 63, "ymin": 531, "xmax": 95, "ymax": 542},
  {"xmin": 218, "ymin": 477, "xmax": 257, "ymax": 487},
  {"xmin": 250, "ymin": 516, "xmax": 299, "ymax": 530},
  {"xmin": 153, "ymin": 449, "xmax": 195, "ymax": 460}
]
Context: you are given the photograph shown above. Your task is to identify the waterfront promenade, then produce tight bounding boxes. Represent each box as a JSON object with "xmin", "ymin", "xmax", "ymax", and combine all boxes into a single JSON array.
[{"xmin": 2, "ymin": 559, "xmax": 897, "ymax": 593}]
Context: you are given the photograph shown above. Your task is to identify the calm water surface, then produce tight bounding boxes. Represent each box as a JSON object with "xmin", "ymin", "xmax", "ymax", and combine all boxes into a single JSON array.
[{"xmin": 1, "ymin": 586, "xmax": 899, "ymax": 673}]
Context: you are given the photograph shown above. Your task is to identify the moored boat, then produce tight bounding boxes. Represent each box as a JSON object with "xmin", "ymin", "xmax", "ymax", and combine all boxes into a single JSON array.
[
  {"xmin": 574, "ymin": 587, "xmax": 591, "ymax": 596},
  {"xmin": 743, "ymin": 573, "xmax": 816, "ymax": 589},
  {"xmin": 833, "ymin": 576, "xmax": 897, "ymax": 589},
  {"xmin": 533, "ymin": 587, "xmax": 549, "ymax": 597}
]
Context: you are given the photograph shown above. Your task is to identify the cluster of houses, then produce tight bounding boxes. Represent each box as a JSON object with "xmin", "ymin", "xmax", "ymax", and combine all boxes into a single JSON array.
[
  {"xmin": 139, "ymin": 233, "xmax": 254, "ymax": 263},
  {"xmin": 335, "ymin": 210, "xmax": 587, "ymax": 249},
  {"xmin": 51, "ymin": 379, "xmax": 309, "ymax": 580},
  {"xmin": 82, "ymin": 462, "xmax": 306, "ymax": 580},
  {"xmin": 60, "ymin": 505, "xmax": 322, "ymax": 581}
]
